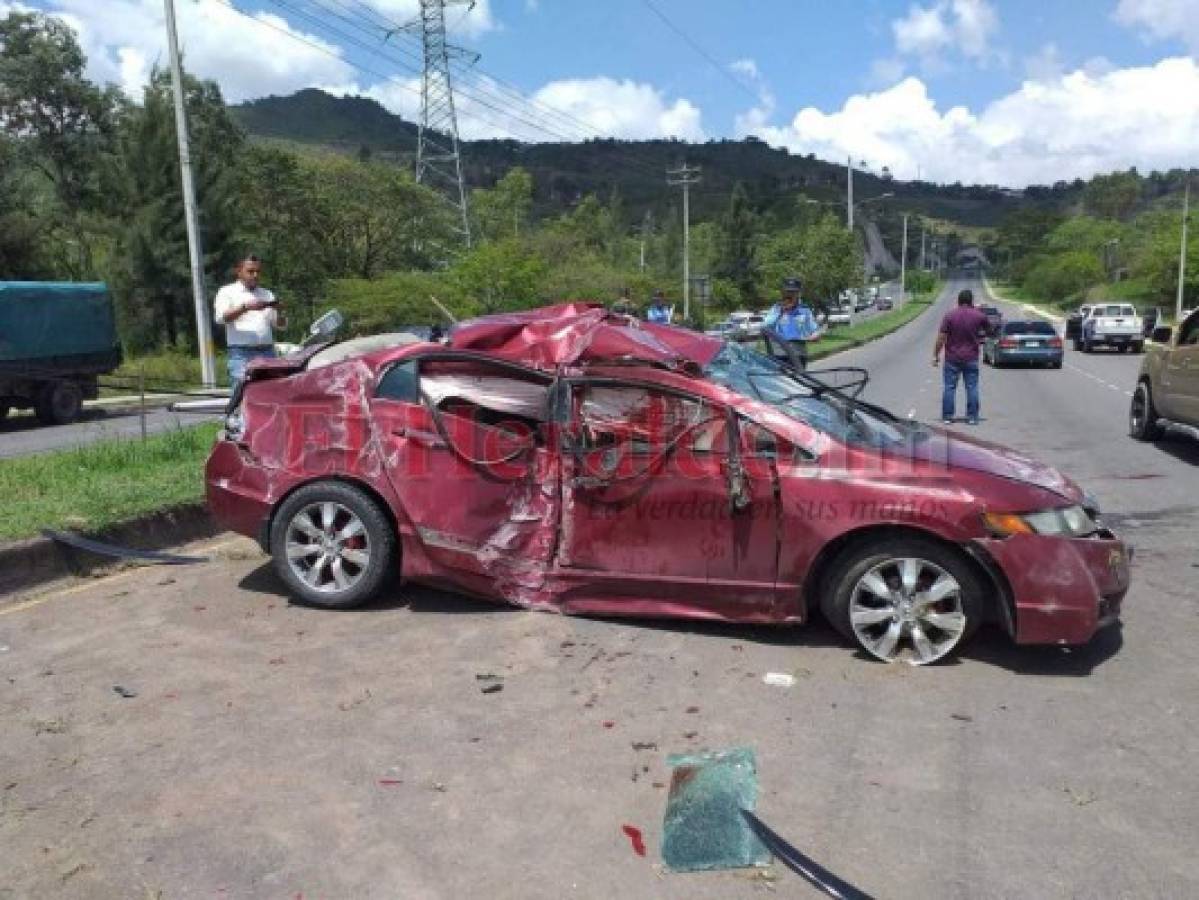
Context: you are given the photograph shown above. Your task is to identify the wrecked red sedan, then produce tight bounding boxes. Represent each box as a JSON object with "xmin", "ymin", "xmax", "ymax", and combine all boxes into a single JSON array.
[{"xmin": 206, "ymin": 303, "xmax": 1130, "ymax": 664}]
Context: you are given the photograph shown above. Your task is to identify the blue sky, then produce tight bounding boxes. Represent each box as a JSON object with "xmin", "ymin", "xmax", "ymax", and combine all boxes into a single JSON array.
[{"xmin": 11, "ymin": 0, "xmax": 1199, "ymax": 185}]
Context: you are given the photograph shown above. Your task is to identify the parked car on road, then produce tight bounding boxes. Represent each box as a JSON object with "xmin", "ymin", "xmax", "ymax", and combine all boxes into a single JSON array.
[
  {"xmin": 984, "ymin": 320, "xmax": 1064, "ymax": 368},
  {"xmin": 705, "ymin": 321, "xmax": 738, "ymax": 339},
  {"xmin": 208, "ymin": 302, "xmax": 1130, "ymax": 666},
  {"xmin": 980, "ymin": 305, "xmax": 1004, "ymax": 336},
  {"xmin": 1078, "ymin": 304, "xmax": 1143, "ymax": 353},
  {"xmin": 825, "ymin": 306, "xmax": 852, "ymax": 326},
  {"xmin": 876, "ymin": 295, "xmax": 894, "ymax": 311},
  {"xmin": 1130, "ymin": 308, "xmax": 1199, "ymax": 442}
]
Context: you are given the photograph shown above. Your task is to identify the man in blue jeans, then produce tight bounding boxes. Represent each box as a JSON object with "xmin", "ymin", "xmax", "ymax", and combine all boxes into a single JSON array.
[
  {"xmin": 213, "ymin": 254, "xmax": 287, "ymax": 389},
  {"xmin": 932, "ymin": 288, "xmax": 989, "ymax": 425}
]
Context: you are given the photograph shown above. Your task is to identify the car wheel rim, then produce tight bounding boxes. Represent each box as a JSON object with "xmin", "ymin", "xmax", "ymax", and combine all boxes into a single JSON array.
[
  {"xmin": 285, "ymin": 501, "xmax": 371, "ymax": 594},
  {"xmin": 849, "ymin": 557, "xmax": 967, "ymax": 665}
]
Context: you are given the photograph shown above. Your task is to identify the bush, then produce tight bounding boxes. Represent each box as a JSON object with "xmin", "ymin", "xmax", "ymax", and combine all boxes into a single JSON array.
[{"xmin": 1023, "ymin": 251, "xmax": 1104, "ymax": 303}]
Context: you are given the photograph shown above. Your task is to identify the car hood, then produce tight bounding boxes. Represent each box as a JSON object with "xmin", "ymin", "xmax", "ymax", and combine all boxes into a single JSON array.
[{"xmin": 901, "ymin": 429, "xmax": 1082, "ymax": 501}]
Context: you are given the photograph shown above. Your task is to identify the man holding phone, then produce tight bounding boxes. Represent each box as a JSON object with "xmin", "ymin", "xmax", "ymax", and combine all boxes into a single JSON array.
[{"xmin": 213, "ymin": 253, "xmax": 287, "ymax": 388}]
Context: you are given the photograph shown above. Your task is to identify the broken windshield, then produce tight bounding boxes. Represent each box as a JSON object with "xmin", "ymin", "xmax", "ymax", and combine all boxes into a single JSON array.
[{"xmin": 703, "ymin": 341, "xmax": 918, "ymax": 449}]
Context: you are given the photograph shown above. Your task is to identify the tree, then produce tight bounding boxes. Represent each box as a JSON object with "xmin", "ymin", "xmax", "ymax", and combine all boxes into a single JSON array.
[
  {"xmin": 0, "ymin": 134, "xmax": 48, "ymax": 278},
  {"xmin": 1024, "ymin": 251, "xmax": 1104, "ymax": 303},
  {"xmin": 1083, "ymin": 171, "xmax": 1141, "ymax": 221},
  {"xmin": 716, "ymin": 182, "xmax": 759, "ymax": 305},
  {"xmin": 0, "ymin": 11, "xmax": 120, "ymax": 276},
  {"xmin": 106, "ymin": 68, "xmax": 241, "ymax": 350},
  {"xmin": 452, "ymin": 238, "xmax": 546, "ymax": 312},
  {"xmin": 471, "ymin": 167, "xmax": 533, "ymax": 242},
  {"xmin": 797, "ymin": 213, "xmax": 861, "ymax": 311}
]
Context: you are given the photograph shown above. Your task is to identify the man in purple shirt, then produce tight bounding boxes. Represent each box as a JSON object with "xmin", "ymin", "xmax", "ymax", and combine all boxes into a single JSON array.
[{"xmin": 932, "ymin": 289, "xmax": 989, "ymax": 425}]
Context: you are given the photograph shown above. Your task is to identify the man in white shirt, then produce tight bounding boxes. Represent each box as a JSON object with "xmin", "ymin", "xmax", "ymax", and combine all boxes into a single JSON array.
[{"xmin": 213, "ymin": 254, "xmax": 287, "ymax": 387}]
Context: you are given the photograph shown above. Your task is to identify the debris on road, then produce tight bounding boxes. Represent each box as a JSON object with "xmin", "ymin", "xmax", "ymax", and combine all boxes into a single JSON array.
[
  {"xmin": 762, "ymin": 672, "xmax": 796, "ymax": 688},
  {"xmin": 621, "ymin": 824, "xmax": 647, "ymax": 857},
  {"xmin": 631, "ymin": 741, "xmax": 658, "ymax": 751},
  {"xmin": 740, "ymin": 809, "xmax": 874, "ymax": 899},
  {"xmin": 112, "ymin": 685, "xmax": 137, "ymax": 699},
  {"xmin": 661, "ymin": 747, "xmax": 770, "ymax": 872},
  {"xmin": 41, "ymin": 529, "xmax": 209, "ymax": 565},
  {"xmin": 480, "ymin": 683, "xmax": 503, "ymax": 694}
]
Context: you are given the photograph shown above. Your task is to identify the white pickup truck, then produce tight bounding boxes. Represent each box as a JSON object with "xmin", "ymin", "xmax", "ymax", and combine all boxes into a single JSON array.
[{"xmin": 1077, "ymin": 303, "xmax": 1144, "ymax": 354}]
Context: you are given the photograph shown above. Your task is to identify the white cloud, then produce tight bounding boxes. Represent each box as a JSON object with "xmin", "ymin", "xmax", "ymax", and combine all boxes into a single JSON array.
[
  {"xmin": 729, "ymin": 57, "xmax": 776, "ymax": 136},
  {"xmin": 891, "ymin": 0, "xmax": 1000, "ymax": 68},
  {"xmin": 729, "ymin": 58, "xmax": 760, "ymax": 80},
  {"xmin": 370, "ymin": 0, "xmax": 497, "ymax": 39},
  {"xmin": 1024, "ymin": 42, "xmax": 1064, "ymax": 81},
  {"xmin": 326, "ymin": 74, "xmax": 705, "ymax": 143},
  {"xmin": 748, "ymin": 57, "xmax": 1199, "ymax": 187},
  {"xmin": 530, "ymin": 77, "xmax": 704, "ymax": 141},
  {"xmin": 32, "ymin": 0, "xmax": 354, "ymax": 101},
  {"xmin": 1114, "ymin": 0, "xmax": 1199, "ymax": 54}
]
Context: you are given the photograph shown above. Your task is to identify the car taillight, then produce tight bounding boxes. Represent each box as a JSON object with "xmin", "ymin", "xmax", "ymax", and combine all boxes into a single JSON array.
[
  {"xmin": 1048, "ymin": 337, "xmax": 1062, "ymax": 348},
  {"xmin": 998, "ymin": 338, "xmax": 1017, "ymax": 348}
]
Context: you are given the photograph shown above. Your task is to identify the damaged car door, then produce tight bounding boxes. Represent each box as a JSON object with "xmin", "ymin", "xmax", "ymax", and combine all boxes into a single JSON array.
[
  {"xmin": 555, "ymin": 381, "xmax": 782, "ymax": 618},
  {"xmin": 371, "ymin": 355, "xmax": 559, "ymax": 584}
]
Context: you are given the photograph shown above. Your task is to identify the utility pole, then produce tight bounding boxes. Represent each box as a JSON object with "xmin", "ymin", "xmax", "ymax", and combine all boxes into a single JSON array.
[
  {"xmin": 163, "ymin": 0, "xmax": 215, "ymax": 387},
  {"xmin": 667, "ymin": 163, "xmax": 701, "ymax": 322},
  {"xmin": 639, "ymin": 210, "xmax": 653, "ymax": 273},
  {"xmin": 920, "ymin": 227, "xmax": 927, "ymax": 271},
  {"xmin": 398, "ymin": 0, "xmax": 476, "ymax": 247},
  {"xmin": 846, "ymin": 155, "xmax": 854, "ymax": 233},
  {"xmin": 1178, "ymin": 180, "xmax": 1191, "ymax": 324},
  {"xmin": 900, "ymin": 213, "xmax": 909, "ymax": 303}
]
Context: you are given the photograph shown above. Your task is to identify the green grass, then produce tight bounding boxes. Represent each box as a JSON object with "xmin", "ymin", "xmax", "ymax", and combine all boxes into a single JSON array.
[
  {"xmin": 809, "ymin": 289, "xmax": 940, "ymax": 361},
  {"xmin": 105, "ymin": 349, "xmax": 231, "ymax": 396},
  {"xmin": 0, "ymin": 422, "xmax": 220, "ymax": 542}
]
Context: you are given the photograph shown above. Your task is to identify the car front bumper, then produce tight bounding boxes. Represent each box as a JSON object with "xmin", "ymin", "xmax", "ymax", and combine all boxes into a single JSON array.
[
  {"xmin": 976, "ymin": 532, "xmax": 1131, "ymax": 645},
  {"xmin": 994, "ymin": 348, "xmax": 1064, "ymax": 365}
]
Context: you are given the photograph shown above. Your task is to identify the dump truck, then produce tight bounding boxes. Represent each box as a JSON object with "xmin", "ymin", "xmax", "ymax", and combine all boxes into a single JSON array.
[{"xmin": 0, "ymin": 282, "xmax": 122, "ymax": 425}]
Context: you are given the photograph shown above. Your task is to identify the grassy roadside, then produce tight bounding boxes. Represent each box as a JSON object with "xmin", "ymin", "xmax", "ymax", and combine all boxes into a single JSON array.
[{"xmin": 0, "ymin": 423, "xmax": 220, "ymax": 543}]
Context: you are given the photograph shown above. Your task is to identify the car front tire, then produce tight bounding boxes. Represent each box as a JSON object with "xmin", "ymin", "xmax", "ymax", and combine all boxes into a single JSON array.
[
  {"xmin": 820, "ymin": 535, "xmax": 985, "ymax": 665},
  {"xmin": 269, "ymin": 481, "xmax": 397, "ymax": 609}
]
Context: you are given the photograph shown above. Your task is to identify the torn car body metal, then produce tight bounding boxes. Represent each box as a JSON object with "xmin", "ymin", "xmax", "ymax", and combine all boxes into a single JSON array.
[{"xmin": 206, "ymin": 303, "xmax": 1130, "ymax": 662}]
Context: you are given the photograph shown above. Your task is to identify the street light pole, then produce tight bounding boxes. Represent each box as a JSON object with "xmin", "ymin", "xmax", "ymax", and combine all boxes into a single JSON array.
[
  {"xmin": 163, "ymin": 0, "xmax": 216, "ymax": 387},
  {"xmin": 1178, "ymin": 181, "xmax": 1191, "ymax": 324},
  {"xmin": 846, "ymin": 156, "xmax": 854, "ymax": 233},
  {"xmin": 667, "ymin": 163, "xmax": 701, "ymax": 323},
  {"xmin": 900, "ymin": 214, "xmax": 909, "ymax": 303}
]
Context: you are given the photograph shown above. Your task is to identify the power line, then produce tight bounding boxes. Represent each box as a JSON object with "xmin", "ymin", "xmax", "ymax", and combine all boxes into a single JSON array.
[{"xmin": 639, "ymin": 0, "xmax": 759, "ymax": 102}]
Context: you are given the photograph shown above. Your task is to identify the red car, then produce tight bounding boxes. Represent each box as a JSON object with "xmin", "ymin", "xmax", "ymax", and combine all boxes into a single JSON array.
[{"xmin": 206, "ymin": 303, "xmax": 1130, "ymax": 665}]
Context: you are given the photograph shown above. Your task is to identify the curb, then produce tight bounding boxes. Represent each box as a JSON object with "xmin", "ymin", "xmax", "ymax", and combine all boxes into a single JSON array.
[
  {"xmin": 810, "ymin": 294, "xmax": 941, "ymax": 362},
  {"xmin": 0, "ymin": 503, "xmax": 219, "ymax": 599}
]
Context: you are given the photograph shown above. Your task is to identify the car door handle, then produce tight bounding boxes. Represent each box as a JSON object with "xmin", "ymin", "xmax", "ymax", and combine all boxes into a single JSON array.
[{"xmin": 392, "ymin": 426, "xmax": 444, "ymax": 447}]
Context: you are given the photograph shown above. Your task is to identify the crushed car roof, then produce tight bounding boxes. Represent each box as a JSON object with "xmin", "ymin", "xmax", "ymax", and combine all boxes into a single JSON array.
[{"xmin": 447, "ymin": 302, "xmax": 723, "ymax": 372}]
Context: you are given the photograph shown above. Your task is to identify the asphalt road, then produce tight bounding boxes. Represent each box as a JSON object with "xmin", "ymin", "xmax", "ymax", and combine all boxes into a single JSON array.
[
  {"xmin": 2, "ymin": 278, "xmax": 1198, "ymax": 898},
  {"xmin": 0, "ymin": 406, "xmax": 222, "ymax": 459}
]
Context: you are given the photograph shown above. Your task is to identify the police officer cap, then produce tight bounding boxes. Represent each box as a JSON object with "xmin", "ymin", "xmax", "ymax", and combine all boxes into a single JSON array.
[
  {"xmin": 782, "ymin": 277, "xmax": 802, "ymax": 292},
  {"xmin": 652, "ymin": 290, "xmax": 665, "ymax": 300}
]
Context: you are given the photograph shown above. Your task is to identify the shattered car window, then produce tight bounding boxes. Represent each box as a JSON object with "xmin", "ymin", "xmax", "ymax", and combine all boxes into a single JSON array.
[
  {"xmin": 704, "ymin": 341, "xmax": 912, "ymax": 449},
  {"xmin": 578, "ymin": 385, "xmax": 722, "ymax": 455}
]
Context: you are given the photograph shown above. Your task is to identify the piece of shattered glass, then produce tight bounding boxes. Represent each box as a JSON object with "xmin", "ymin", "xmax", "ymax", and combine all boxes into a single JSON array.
[{"xmin": 661, "ymin": 746, "xmax": 770, "ymax": 872}]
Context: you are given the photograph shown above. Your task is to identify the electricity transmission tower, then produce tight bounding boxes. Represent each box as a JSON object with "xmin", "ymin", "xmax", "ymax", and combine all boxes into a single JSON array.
[
  {"xmin": 667, "ymin": 163, "xmax": 701, "ymax": 322},
  {"xmin": 395, "ymin": 0, "xmax": 476, "ymax": 247}
]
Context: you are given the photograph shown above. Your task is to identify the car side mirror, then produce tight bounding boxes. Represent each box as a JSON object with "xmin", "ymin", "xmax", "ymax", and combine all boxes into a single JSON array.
[{"xmin": 1152, "ymin": 325, "xmax": 1173, "ymax": 344}]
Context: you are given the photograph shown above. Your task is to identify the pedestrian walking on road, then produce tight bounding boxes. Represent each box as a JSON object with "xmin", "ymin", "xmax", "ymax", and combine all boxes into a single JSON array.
[
  {"xmin": 764, "ymin": 277, "xmax": 824, "ymax": 371},
  {"xmin": 933, "ymin": 288, "xmax": 989, "ymax": 425},
  {"xmin": 213, "ymin": 254, "xmax": 287, "ymax": 389},
  {"xmin": 646, "ymin": 290, "xmax": 672, "ymax": 325}
]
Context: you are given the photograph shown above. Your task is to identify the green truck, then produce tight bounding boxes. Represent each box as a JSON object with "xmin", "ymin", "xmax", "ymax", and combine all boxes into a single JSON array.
[{"xmin": 0, "ymin": 282, "xmax": 122, "ymax": 425}]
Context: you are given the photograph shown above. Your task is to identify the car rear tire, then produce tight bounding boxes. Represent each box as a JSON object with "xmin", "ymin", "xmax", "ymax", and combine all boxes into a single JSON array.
[
  {"xmin": 34, "ymin": 381, "xmax": 83, "ymax": 425},
  {"xmin": 0, "ymin": 404, "xmax": 8, "ymax": 421},
  {"xmin": 269, "ymin": 481, "xmax": 397, "ymax": 609},
  {"xmin": 1129, "ymin": 381, "xmax": 1163, "ymax": 442},
  {"xmin": 820, "ymin": 535, "xmax": 985, "ymax": 665}
]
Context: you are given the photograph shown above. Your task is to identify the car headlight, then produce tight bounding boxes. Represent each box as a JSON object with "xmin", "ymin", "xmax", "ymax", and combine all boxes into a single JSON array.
[{"xmin": 983, "ymin": 504, "xmax": 1099, "ymax": 538}]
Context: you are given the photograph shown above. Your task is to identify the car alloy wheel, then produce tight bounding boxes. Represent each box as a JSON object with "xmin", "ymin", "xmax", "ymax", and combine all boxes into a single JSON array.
[
  {"xmin": 285, "ymin": 501, "xmax": 371, "ymax": 593},
  {"xmin": 848, "ymin": 557, "xmax": 968, "ymax": 664}
]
